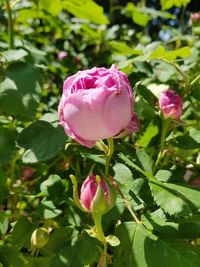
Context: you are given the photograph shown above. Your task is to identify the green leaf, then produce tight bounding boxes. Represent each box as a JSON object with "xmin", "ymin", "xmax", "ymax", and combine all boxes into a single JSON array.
[
  {"xmin": 109, "ymin": 41, "xmax": 142, "ymax": 56},
  {"xmin": 136, "ymin": 149, "xmax": 154, "ymax": 174},
  {"xmin": 129, "ymin": 178, "xmax": 154, "ymax": 208},
  {"xmin": 0, "ymin": 62, "xmax": 41, "ymax": 120},
  {"xmin": 132, "ymin": 9, "xmax": 151, "ymax": 26},
  {"xmin": 189, "ymin": 128, "xmax": 200, "ymax": 144},
  {"xmin": 44, "ymin": 227, "xmax": 79, "ymax": 253},
  {"xmin": 149, "ymin": 45, "xmax": 191, "ymax": 61},
  {"xmin": 136, "ymin": 122, "xmax": 159, "ymax": 148},
  {"xmin": 40, "ymin": 174, "xmax": 68, "ymax": 204},
  {"xmin": 149, "ymin": 45, "xmax": 165, "ymax": 60},
  {"xmin": 160, "ymin": 0, "xmax": 191, "ymax": 10},
  {"xmin": 143, "ymin": 213, "xmax": 200, "ymax": 239},
  {"xmin": 24, "ymin": 256, "xmax": 53, "ymax": 267},
  {"xmin": 155, "ymin": 169, "xmax": 173, "ymax": 182},
  {"xmin": 3, "ymin": 49, "xmax": 28, "ymax": 62},
  {"xmin": 0, "ymin": 212, "xmax": 9, "ymax": 235},
  {"xmin": 77, "ymin": 232, "xmax": 99, "ymax": 264},
  {"xmin": 50, "ymin": 245, "xmax": 81, "ymax": 267},
  {"xmin": 39, "ymin": 0, "xmax": 63, "ymax": 16},
  {"xmin": 17, "ymin": 120, "xmax": 66, "ymax": 163},
  {"xmin": 118, "ymin": 153, "xmax": 152, "ymax": 178},
  {"xmin": 17, "ymin": 9, "xmax": 39, "ymax": 22},
  {"xmin": 113, "ymin": 163, "xmax": 133, "ymax": 185},
  {"xmin": 11, "ymin": 217, "xmax": 36, "ymax": 249},
  {"xmin": 164, "ymin": 47, "xmax": 191, "ymax": 61},
  {"xmin": 0, "ymin": 245, "xmax": 26, "ymax": 267},
  {"xmin": 173, "ymin": 130, "xmax": 200, "ymax": 149},
  {"xmin": 37, "ymin": 200, "xmax": 62, "ymax": 219},
  {"xmin": 149, "ymin": 178, "xmax": 200, "ymax": 217},
  {"xmin": 125, "ymin": 3, "xmax": 150, "ymax": 26},
  {"xmin": 0, "ymin": 126, "xmax": 16, "ymax": 164},
  {"xmin": 64, "ymin": 0, "xmax": 109, "ymax": 24},
  {"xmin": 140, "ymin": 7, "xmax": 175, "ymax": 19},
  {"xmin": 114, "ymin": 222, "xmax": 200, "ymax": 267},
  {"xmin": 0, "ymin": 169, "xmax": 9, "ymax": 201}
]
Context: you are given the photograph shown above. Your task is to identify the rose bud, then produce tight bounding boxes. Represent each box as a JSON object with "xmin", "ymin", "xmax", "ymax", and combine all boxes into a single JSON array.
[
  {"xmin": 21, "ymin": 166, "xmax": 34, "ymax": 181},
  {"xmin": 80, "ymin": 175, "xmax": 116, "ymax": 215},
  {"xmin": 57, "ymin": 51, "xmax": 68, "ymax": 61},
  {"xmin": 58, "ymin": 65, "xmax": 134, "ymax": 148},
  {"xmin": 190, "ymin": 12, "xmax": 200, "ymax": 25},
  {"xmin": 158, "ymin": 89, "xmax": 183, "ymax": 120},
  {"xmin": 31, "ymin": 228, "xmax": 49, "ymax": 249}
]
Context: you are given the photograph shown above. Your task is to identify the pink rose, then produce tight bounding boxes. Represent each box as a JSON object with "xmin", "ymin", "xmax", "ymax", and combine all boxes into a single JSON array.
[
  {"xmin": 58, "ymin": 65, "xmax": 134, "ymax": 147},
  {"xmin": 190, "ymin": 12, "xmax": 200, "ymax": 25},
  {"xmin": 57, "ymin": 51, "xmax": 68, "ymax": 61},
  {"xmin": 80, "ymin": 175, "xmax": 116, "ymax": 214},
  {"xmin": 158, "ymin": 89, "xmax": 183, "ymax": 120}
]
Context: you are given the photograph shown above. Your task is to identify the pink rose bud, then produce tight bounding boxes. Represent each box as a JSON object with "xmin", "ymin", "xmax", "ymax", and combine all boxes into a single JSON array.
[
  {"xmin": 57, "ymin": 51, "xmax": 68, "ymax": 61},
  {"xmin": 190, "ymin": 12, "xmax": 200, "ymax": 25},
  {"xmin": 58, "ymin": 65, "xmax": 134, "ymax": 148},
  {"xmin": 158, "ymin": 89, "xmax": 183, "ymax": 120},
  {"xmin": 80, "ymin": 175, "xmax": 116, "ymax": 214}
]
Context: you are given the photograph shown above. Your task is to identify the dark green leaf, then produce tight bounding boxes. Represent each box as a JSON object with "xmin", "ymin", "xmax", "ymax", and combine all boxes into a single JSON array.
[
  {"xmin": 0, "ymin": 245, "xmax": 26, "ymax": 267},
  {"xmin": 0, "ymin": 62, "xmax": 41, "ymax": 120},
  {"xmin": 37, "ymin": 200, "xmax": 62, "ymax": 219},
  {"xmin": 0, "ymin": 126, "xmax": 16, "ymax": 164},
  {"xmin": 11, "ymin": 217, "xmax": 36, "ymax": 249},
  {"xmin": 149, "ymin": 178, "xmax": 200, "ymax": 217},
  {"xmin": 77, "ymin": 232, "xmax": 99, "ymax": 264},
  {"xmin": 114, "ymin": 222, "xmax": 200, "ymax": 267},
  {"xmin": 17, "ymin": 120, "xmax": 66, "ymax": 163},
  {"xmin": 40, "ymin": 174, "xmax": 68, "ymax": 204},
  {"xmin": 136, "ymin": 149, "xmax": 154, "ymax": 174},
  {"xmin": 0, "ymin": 212, "xmax": 9, "ymax": 235}
]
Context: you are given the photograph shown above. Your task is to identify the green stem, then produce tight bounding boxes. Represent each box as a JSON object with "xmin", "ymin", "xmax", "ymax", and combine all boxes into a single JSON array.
[
  {"xmin": 105, "ymin": 138, "xmax": 114, "ymax": 176},
  {"xmin": 92, "ymin": 213, "xmax": 106, "ymax": 243},
  {"xmin": 190, "ymin": 74, "xmax": 200, "ymax": 87},
  {"xmin": 153, "ymin": 118, "xmax": 171, "ymax": 174},
  {"xmin": 5, "ymin": 0, "xmax": 14, "ymax": 49},
  {"xmin": 107, "ymin": 176, "xmax": 141, "ymax": 224},
  {"xmin": 180, "ymin": 4, "xmax": 187, "ymax": 34}
]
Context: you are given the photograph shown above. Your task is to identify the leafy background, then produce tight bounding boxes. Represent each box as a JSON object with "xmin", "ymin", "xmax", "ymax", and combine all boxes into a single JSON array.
[{"xmin": 0, "ymin": 0, "xmax": 200, "ymax": 266}]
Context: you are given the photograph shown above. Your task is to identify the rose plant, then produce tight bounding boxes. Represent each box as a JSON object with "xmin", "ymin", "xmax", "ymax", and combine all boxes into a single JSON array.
[{"xmin": 1, "ymin": 1, "xmax": 200, "ymax": 267}]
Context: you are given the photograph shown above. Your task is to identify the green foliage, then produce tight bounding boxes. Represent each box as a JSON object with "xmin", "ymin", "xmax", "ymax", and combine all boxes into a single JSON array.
[
  {"xmin": 17, "ymin": 119, "xmax": 66, "ymax": 163},
  {"xmin": 160, "ymin": 0, "xmax": 191, "ymax": 10},
  {"xmin": 64, "ymin": 0, "xmax": 109, "ymax": 24},
  {"xmin": 149, "ymin": 178, "xmax": 200, "ymax": 217},
  {"xmin": 114, "ymin": 222, "xmax": 200, "ymax": 267},
  {"xmin": 149, "ymin": 45, "xmax": 191, "ymax": 61}
]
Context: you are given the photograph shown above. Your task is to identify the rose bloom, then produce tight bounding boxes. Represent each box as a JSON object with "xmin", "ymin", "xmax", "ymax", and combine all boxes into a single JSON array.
[
  {"xmin": 58, "ymin": 65, "xmax": 136, "ymax": 147},
  {"xmin": 158, "ymin": 89, "xmax": 183, "ymax": 120}
]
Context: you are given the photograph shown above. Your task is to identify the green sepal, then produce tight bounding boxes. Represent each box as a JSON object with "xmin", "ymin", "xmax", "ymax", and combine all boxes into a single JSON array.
[{"xmin": 69, "ymin": 174, "xmax": 87, "ymax": 212}]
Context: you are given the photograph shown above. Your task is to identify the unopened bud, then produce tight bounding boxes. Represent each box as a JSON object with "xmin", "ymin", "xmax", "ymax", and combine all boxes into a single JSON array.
[
  {"xmin": 159, "ymin": 89, "xmax": 183, "ymax": 120},
  {"xmin": 80, "ymin": 175, "xmax": 116, "ymax": 215},
  {"xmin": 31, "ymin": 228, "xmax": 49, "ymax": 249}
]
